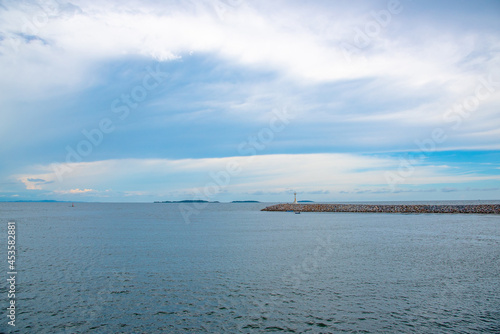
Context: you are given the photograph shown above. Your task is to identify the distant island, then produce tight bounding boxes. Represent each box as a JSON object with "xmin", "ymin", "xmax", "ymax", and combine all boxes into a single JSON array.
[
  {"xmin": 154, "ymin": 200, "xmax": 220, "ymax": 203},
  {"xmin": 298, "ymin": 200, "xmax": 314, "ymax": 203},
  {"xmin": 154, "ymin": 200, "xmax": 260, "ymax": 203}
]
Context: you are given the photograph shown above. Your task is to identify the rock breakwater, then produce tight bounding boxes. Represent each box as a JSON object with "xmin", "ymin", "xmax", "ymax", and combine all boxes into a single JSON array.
[{"xmin": 262, "ymin": 203, "xmax": 500, "ymax": 214}]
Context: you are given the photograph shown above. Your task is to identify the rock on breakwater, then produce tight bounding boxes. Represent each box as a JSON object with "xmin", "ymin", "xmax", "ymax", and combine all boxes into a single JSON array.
[{"xmin": 261, "ymin": 203, "xmax": 500, "ymax": 214}]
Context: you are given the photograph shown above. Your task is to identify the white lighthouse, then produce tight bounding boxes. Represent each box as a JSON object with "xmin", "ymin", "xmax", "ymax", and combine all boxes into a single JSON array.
[{"xmin": 293, "ymin": 192, "xmax": 298, "ymax": 204}]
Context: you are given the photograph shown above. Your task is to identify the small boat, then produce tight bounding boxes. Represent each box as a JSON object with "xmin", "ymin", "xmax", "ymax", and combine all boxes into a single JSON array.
[
  {"xmin": 294, "ymin": 211, "xmax": 300, "ymax": 214},
  {"xmin": 71, "ymin": 203, "xmax": 75, "ymax": 207}
]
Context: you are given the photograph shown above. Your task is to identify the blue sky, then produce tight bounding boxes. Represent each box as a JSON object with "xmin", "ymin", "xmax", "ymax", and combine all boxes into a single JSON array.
[{"xmin": 0, "ymin": 0, "xmax": 499, "ymax": 202}]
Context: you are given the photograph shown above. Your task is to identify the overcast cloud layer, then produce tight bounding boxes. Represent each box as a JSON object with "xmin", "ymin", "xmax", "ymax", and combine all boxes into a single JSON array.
[{"xmin": 1, "ymin": 0, "xmax": 499, "ymax": 202}]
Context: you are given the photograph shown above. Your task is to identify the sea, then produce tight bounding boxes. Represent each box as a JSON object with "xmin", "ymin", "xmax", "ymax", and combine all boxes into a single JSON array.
[{"xmin": 0, "ymin": 201, "xmax": 499, "ymax": 333}]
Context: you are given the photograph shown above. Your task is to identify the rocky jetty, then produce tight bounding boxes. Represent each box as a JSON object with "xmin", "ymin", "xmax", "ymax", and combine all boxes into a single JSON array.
[{"xmin": 262, "ymin": 203, "xmax": 500, "ymax": 214}]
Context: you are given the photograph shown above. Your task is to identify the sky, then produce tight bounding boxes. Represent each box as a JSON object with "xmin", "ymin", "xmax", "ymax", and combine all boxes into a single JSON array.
[{"xmin": 0, "ymin": 0, "xmax": 499, "ymax": 203}]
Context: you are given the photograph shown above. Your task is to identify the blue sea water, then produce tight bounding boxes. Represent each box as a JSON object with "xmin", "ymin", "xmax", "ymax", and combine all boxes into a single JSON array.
[{"xmin": 0, "ymin": 202, "xmax": 499, "ymax": 333}]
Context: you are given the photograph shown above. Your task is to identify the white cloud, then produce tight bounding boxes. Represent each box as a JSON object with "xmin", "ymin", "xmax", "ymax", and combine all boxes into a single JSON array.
[
  {"xmin": 53, "ymin": 188, "xmax": 96, "ymax": 194},
  {"xmin": 2, "ymin": 0, "xmax": 498, "ymax": 97},
  {"xmin": 1, "ymin": 0, "xmax": 498, "ymax": 150}
]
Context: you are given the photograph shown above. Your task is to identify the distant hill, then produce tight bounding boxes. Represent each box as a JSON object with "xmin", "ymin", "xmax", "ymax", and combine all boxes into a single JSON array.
[
  {"xmin": 154, "ymin": 200, "xmax": 220, "ymax": 203},
  {"xmin": 298, "ymin": 200, "xmax": 314, "ymax": 203},
  {"xmin": 231, "ymin": 200, "xmax": 260, "ymax": 203}
]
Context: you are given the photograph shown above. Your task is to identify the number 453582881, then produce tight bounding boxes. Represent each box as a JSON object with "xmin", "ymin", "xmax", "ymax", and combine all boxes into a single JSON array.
[{"xmin": 7, "ymin": 222, "xmax": 16, "ymax": 270}]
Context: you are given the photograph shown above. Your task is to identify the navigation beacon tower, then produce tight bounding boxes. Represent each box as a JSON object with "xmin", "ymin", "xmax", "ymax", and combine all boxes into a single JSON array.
[{"xmin": 293, "ymin": 192, "xmax": 298, "ymax": 204}]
